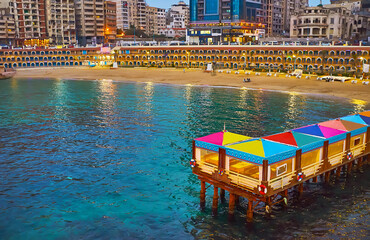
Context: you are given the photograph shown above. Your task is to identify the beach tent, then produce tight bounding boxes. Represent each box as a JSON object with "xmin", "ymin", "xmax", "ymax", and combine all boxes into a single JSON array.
[
  {"xmin": 225, "ymin": 139, "xmax": 297, "ymax": 165},
  {"xmin": 195, "ymin": 131, "xmax": 251, "ymax": 152}
]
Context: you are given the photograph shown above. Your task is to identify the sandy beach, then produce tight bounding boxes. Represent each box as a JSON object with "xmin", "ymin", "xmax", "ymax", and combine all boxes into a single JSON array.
[{"xmin": 15, "ymin": 67, "xmax": 370, "ymax": 102}]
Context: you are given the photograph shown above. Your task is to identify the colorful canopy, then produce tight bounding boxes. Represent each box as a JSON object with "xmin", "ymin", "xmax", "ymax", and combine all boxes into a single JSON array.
[
  {"xmin": 292, "ymin": 124, "xmax": 346, "ymax": 138},
  {"xmin": 341, "ymin": 114, "xmax": 369, "ymax": 125},
  {"xmin": 359, "ymin": 111, "xmax": 370, "ymax": 118},
  {"xmin": 227, "ymin": 139, "xmax": 296, "ymax": 158},
  {"xmin": 359, "ymin": 115, "xmax": 370, "ymax": 125},
  {"xmin": 195, "ymin": 131, "xmax": 251, "ymax": 146},
  {"xmin": 318, "ymin": 119, "xmax": 366, "ymax": 131},
  {"xmin": 262, "ymin": 131, "xmax": 323, "ymax": 147}
]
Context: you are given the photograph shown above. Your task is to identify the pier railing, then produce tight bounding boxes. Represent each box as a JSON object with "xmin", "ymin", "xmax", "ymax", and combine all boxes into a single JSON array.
[
  {"xmin": 352, "ymin": 144, "xmax": 366, "ymax": 158},
  {"xmin": 328, "ymin": 151, "xmax": 345, "ymax": 166},
  {"xmin": 302, "ymin": 160, "xmax": 323, "ymax": 177},
  {"xmin": 269, "ymin": 171, "xmax": 295, "ymax": 190},
  {"xmin": 228, "ymin": 170, "xmax": 260, "ymax": 191},
  {"xmin": 198, "ymin": 161, "xmax": 218, "ymax": 175}
]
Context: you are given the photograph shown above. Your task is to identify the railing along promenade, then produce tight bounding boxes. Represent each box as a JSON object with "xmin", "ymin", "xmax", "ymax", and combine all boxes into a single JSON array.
[{"xmin": 1, "ymin": 45, "xmax": 370, "ymax": 74}]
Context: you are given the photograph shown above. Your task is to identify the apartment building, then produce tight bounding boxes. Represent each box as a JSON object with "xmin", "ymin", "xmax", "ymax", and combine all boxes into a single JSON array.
[
  {"xmin": 12, "ymin": 0, "xmax": 48, "ymax": 45},
  {"xmin": 74, "ymin": 0, "xmax": 105, "ymax": 46},
  {"xmin": 145, "ymin": 6, "xmax": 166, "ymax": 36},
  {"xmin": 290, "ymin": 5, "xmax": 353, "ymax": 40},
  {"xmin": 104, "ymin": 0, "xmax": 117, "ymax": 43},
  {"xmin": 189, "ymin": 0, "xmax": 265, "ymax": 43},
  {"xmin": 0, "ymin": 6, "xmax": 16, "ymax": 45},
  {"xmin": 282, "ymin": 0, "xmax": 309, "ymax": 35},
  {"xmin": 45, "ymin": 0, "xmax": 76, "ymax": 45}
]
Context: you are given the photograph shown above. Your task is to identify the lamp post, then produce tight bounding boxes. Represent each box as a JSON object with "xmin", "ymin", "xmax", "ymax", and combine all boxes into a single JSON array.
[
  {"xmin": 243, "ymin": 53, "xmax": 246, "ymax": 71},
  {"xmin": 293, "ymin": 55, "xmax": 297, "ymax": 71},
  {"xmin": 187, "ymin": 51, "xmax": 190, "ymax": 68}
]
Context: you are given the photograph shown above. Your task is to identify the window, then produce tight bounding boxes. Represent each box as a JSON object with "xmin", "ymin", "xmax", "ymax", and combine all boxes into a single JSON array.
[
  {"xmin": 330, "ymin": 18, "xmax": 334, "ymax": 24},
  {"xmin": 276, "ymin": 164, "xmax": 287, "ymax": 176},
  {"xmin": 354, "ymin": 138, "xmax": 361, "ymax": 146}
]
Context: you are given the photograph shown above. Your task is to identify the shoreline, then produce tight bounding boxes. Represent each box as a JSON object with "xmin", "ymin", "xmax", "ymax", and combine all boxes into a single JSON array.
[{"xmin": 14, "ymin": 67, "xmax": 370, "ymax": 103}]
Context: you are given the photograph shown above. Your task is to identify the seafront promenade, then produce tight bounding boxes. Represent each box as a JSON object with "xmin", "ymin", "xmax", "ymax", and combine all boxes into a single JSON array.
[{"xmin": 1, "ymin": 45, "xmax": 370, "ymax": 75}]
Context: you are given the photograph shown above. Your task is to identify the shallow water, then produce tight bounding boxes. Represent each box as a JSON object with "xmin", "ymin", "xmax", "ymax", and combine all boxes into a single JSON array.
[{"xmin": 0, "ymin": 78, "xmax": 369, "ymax": 239}]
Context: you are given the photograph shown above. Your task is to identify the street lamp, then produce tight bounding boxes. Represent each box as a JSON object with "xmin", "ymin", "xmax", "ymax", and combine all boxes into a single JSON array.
[
  {"xmin": 187, "ymin": 51, "xmax": 190, "ymax": 68},
  {"xmin": 243, "ymin": 53, "xmax": 246, "ymax": 71}
]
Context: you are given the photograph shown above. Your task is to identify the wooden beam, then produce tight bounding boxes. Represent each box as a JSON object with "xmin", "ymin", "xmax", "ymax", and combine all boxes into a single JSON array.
[
  {"xmin": 295, "ymin": 149, "xmax": 302, "ymax": 172},
  {"xmin": 322, "ymin": 140, "xmax": 329, "ymax": 170},
  {"xmin": 345, "ymin": 132, "xmax": 351, "ymax": 152},
  {"xmin": 192, "ymin": 140, "xmax": 196, "ymax": 159},
  {"xmin": 262, "ymin": 159, "xmax": 268, "ymax": 183},
  {"xmin": 218, "ymin": 148, "xmax": 226, "ymax": 170}
]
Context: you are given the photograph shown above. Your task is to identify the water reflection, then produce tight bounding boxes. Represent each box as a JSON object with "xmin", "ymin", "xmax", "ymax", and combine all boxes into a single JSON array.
[
  {"xmin": 351, "ymin": 99, "xmax": 367, "ymax": 113},
  {"xmin": 0, "ymin": 79, "xmax": 369, "ymax": 239}
]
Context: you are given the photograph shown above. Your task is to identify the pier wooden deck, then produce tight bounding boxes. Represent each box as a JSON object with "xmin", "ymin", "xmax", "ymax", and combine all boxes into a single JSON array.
[{"xmin": 191, "ymin": 112, "xmax": 370, "ymax": 222}]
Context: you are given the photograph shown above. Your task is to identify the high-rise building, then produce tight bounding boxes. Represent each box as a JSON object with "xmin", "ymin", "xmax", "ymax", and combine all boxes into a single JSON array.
[
  {"xmin": 113, "ymin": 0, "xmax": 127, "ymax": 30},
  {"xmin": 127, "ymin": 0, "xmax": 146, "ymax": 30},
  {"xmin": 74, "ymin": 0, "xmax": 105, "ymax": 46},
  {"xmin": 104, "ymin": 0, "xmax": 117, "ymax": 43},
  {"xmin": 11, "ymin": 0, "xmax": 48, "ymax": 46},
  {"xmin": 188, "ymin": 0, "xmax": 266, "ymax": 43},
  {"xmin": 0, "ymin": 3, "xmax": 16, "ymax": 46},
  {"xmin": 45, "ymin": 0, "xmax": 76, "ymax": 45},
  {"xmin": 145, "ymin": 6, "xmax": 166, "ymax": 36},
  {"xmin": 167, "ymin": 1, "xmax": 189, "ymax": 29}
]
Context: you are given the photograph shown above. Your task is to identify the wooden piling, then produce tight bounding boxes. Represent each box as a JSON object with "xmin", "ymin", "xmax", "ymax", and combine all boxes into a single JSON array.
[
  {"xmin": 336, "ymin": 166, "xmax": 342, "ymax": 178},
  {"xmin": 247, "ymin": 199, "xmax": 253, "ymax": 222},
  {"xmin": 358, "ymin": 157, "xmax": 363, "ymax": 167},
  {"xmin": 212, "ymin": 186, "xmax": 219, "ymax": 216},
  {"xmin": 298, "ymin": 183, "xmax": 303, "ymax": 195},
  {"xmin": 312, "ymin": 176, "xmax": 317, "ymax": 183},
  {"xmin": 228, "ymin": 193, "xmax": 236, "ymax": 221},
  {"xmin": 235, "ymin": 195, "xmax": 240, "ymax": 205},
  {"xmin": 200, "ymin": 180, "xmax": 206, "ymax": 209},
  {"xmin": 325, "ymin": 171, "xmax": 331, "ymax": 182},
  {"xmin": 347, "ymin": 161, "xmax": 353, "ymax": 173},
  {"xmin": 220, "ymin": 189, "xmax": 225, "ymax": 203}
]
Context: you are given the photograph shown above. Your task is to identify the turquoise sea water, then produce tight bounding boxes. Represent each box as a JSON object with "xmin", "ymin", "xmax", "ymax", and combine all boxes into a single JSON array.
[{"xmin": 0, "ymin": 78, "xmax": 369, "ymax": 239}]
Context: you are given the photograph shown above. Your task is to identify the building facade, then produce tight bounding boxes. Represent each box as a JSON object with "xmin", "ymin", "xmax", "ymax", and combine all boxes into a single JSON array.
[
  {"xmin": 282, "ymin": 0, "xmax": 309, "ymax": 36},
  {"xmin": 145, "ymin": 6, "xmax": 166, "ymax": 36},
  {"xmin": 290, "ymin": 5, "xmax": 354, "ymax": 40},
  {"xmin": 12, "ymin": 0, "xmax": 48, "ymax": 46},
  {"xmin": 0, "ymin": 2, "xmax": 15, "ymax": 46},
  {"xmin": 74, "ymin": 0, "xmax": 105, "ymax": 46},
  {"xmin": 104, "ymin": 0, "xmax": 117, "ymax": 44},
  {"xmin": 189, "ymin": 0, "xmax": 265, "ymax": 43},
  {"xmin": 45, "ymin": 0, "xmax": 76, "ymax": 46}
]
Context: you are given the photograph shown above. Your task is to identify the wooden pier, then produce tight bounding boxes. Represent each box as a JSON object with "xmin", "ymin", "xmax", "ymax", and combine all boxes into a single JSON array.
[{"xmin": 191, "ymin": 111, "xmax": 370, "ymax": 222}]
